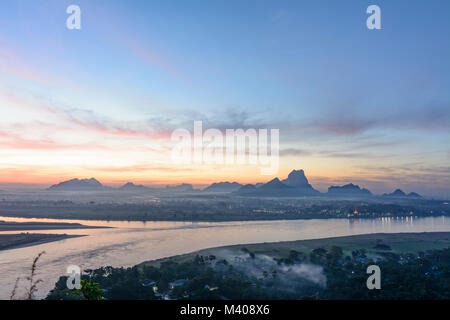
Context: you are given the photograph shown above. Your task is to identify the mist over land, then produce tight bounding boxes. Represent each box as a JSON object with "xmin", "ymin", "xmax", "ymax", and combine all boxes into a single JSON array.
[
  {"xmin": 46, "ymin": 232, "xmax": 450, "ymax": 300},
  {"xmin": 0, "ymin": 169, "xmax": 447, "ymax": 222}
]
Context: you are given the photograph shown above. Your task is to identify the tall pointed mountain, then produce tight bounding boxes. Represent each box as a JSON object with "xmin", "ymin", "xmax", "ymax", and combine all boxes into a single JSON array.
[
  {"xmin": 282, "ymin": 169, "xmax": 311, "ymax": 188},
  {"xmin": 236, "ymin": 169, "xmax": 320, "ymax": 196},
  {"xmin": 282, "ymin": 169, "xmax": 320, "ymax": 195}
]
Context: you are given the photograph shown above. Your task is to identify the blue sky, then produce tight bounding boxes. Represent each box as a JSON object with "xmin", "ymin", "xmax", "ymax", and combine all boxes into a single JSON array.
[{"xmin": 0, "ymin": 0, "xmax": 449, "ymax": 196}]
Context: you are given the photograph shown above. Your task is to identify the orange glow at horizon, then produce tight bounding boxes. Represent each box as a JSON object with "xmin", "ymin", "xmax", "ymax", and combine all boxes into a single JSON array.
[{"xmin": 0, "ymin": 158, "xmax": 365, "ymax": 188}]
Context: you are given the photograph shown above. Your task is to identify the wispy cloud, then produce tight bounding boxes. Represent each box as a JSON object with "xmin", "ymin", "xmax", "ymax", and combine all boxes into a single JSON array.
[
  {"xmin": 308, "ymin": 101, "xmax": 450, "ymax": 136},
  {"xmin": 126, "ymin": 38, "xmax": 190, "ymax": 84},
  {"xmin": 0, "ymin": 131, "xmax": 109, "ymax": 151},
  {"xmin": 279, "ymin": 148, "xmax": 312, "ymax": 157},
  {"xmin": 1, "ymin": 90, "xmax": 173, "ymax": 140},
  {"xmin": 0, "ymin": 44, "xmax": 80, "ymax": 90},
  {"xmin": 90, "ymin": 164, "xmax": 197, "ymax": 173}
]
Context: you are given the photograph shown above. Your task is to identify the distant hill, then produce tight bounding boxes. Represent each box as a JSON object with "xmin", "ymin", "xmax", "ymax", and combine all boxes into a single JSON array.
[
  {"xmin": 407, "ymin": 192, "xmax": 422, "ymax": 198},
  {"xmin": 235, "ymin": 170, "xmax": 320, "ymax": 197},
  {"xmin": 260, "ymin": 178, "xmax": 291, "ymax": 190},
  {"xmin": 236, "ymin": 184, "xmax": 258, "ymax": 195},
  {"xmin": 165, "ymin": 183, "xmax": 195, "ymax": 192},
  {"xmin": 47, "ymin": 178, "xmax": 108, "ymax": 191},
  {"xmin": 119, "ymin": 182, "xmax": 152, "ymax": 192},
  {"xmin": 386, "ymin": 189, "xmax": 407, "ymax": 197},
  {"xmin": 327, "ymin": 183, "xmax": 372, "ymax": 197},
  {"xmin": 256, "ymin": 178, "xmax": 293, "ymax": 196},
  {"xmin": 203, "ymin": 182, "xmax": 243, "ymax": 193},
  {"xmin": 383, "ymin": 189, "xmax": 422, "ymax": 198}
]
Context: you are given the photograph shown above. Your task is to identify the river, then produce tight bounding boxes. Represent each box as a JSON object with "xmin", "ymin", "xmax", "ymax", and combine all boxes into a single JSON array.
[{"xmin": 1, "ymin": 215, "xmax": 450, "ymax": 299}]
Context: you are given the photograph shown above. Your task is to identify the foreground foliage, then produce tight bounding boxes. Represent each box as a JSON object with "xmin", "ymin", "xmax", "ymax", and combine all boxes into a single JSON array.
[{"xmin": 46, "ymin": 244, "xmax": 450, "ymax": 300}]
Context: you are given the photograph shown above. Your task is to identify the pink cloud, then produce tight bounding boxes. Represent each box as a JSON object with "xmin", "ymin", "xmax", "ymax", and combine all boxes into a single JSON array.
[
  {"xmin": 1, "ymin": 91, "xmax": 173, "ymax": 140},
  {"xmin": 0, "ymin": 45, "xmax": 80, "ymax": 90},
  {"xmin": 120, "ymin": 35, "xmax": 190, "ymax": 84},
  {"xmin": 0, "ymin": 131, "xmax": 109, "ymax": 151},
  {"xmin": 91, "ymin": 164, "xmax": 196, "ymax": 173}
]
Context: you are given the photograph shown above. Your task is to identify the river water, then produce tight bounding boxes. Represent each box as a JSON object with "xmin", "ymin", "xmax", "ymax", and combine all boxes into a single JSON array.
[{"xmin": 1, "ymin": 215, "xmax": 450, "ymax": 299}]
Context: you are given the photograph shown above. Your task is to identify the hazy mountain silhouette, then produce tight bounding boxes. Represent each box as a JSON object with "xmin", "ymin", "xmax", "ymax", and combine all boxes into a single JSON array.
[
  {"xmin": 407, "ymin": 192, "xmax": 422, "ymax": 198},
  {"xmin": 204, "ymin": 182, "xmax": 243, "ymax": 192},
  {"xmin": 261, "ymin": 178, "xmax": 290, "ymax": 189},
  {"xmin": 327, "ymin": 183, "xmax": 372, "ymax": 197},
  {"xmin": 48, "ymin": 178, "xmax": 108, "ymax": 191},
  {"xmin": 119, "ymin": 182, "xmax": 153, "ymax": 192},
  {"xmin": 237, "ymin": 184, "xmax": 258, "ymax": 194},
  {"xmin": 235, "ymin": 170, "xmax": 319, "ymax": 197},
  {"xmin": 282, "ymin": 169, "xmax": 320, "ymax": 195},
  {"xmin": 383, "ymin": 189, "xmax": 422, "ymax": 198},
  {"xmin": 165, "ymin": 183, "xmax": 195, "ymax": 192},
  {"xmin": 47, "ymin": 171, "xmax": 423, "ymax": 198},
  {"xmin": 282, "ymin": 169, "xmax": 310, "ymax": 188}
]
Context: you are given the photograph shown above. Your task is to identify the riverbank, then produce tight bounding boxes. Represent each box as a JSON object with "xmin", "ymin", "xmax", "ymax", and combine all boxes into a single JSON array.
[
  {"xmin": 0, "ymin": 220, "xmax": 111, "ymax": 231},
  {"xmin": 0, "ymin": 233, "xmax": 84, "ymax": 251},
  {"xmin": 0, "ymin": 220, "xmax": 107, "ymax": 251}
]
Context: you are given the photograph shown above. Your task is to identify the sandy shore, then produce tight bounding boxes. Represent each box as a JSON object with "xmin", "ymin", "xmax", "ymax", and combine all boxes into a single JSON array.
[
  {"xmin": 0, "ymin": 233, "xmax": 85, "ymax": 251},
  {"xmin": 0, "ymin": 221, "xmax": 110, "ymax": 231}
]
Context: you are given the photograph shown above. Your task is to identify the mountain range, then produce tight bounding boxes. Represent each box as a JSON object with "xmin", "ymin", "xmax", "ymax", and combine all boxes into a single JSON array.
[{"xmin": 47, "ymin": 170, "xmax": 422, "ymax": 198}]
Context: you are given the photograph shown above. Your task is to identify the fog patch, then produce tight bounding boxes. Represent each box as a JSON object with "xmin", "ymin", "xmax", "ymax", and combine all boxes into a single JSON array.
[
  {"xmin": 279, "ymin": 264, "xmax": 326, "ymax": 287},
  {"xmin": 210, "ymin": 249, "xmax": 327, "ymax": 294}
]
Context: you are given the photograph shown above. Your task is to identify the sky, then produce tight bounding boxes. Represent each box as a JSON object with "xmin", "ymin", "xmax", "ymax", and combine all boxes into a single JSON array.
[{"xmin": 0, "ymin": 0, "xmax": 449, "ymax": 197}]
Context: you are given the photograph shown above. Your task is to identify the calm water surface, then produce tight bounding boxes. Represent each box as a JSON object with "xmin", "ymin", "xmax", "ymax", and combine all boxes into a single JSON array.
[{"xmin": 1, "ymin": 215, "xmax": 450, "ymax": 299}]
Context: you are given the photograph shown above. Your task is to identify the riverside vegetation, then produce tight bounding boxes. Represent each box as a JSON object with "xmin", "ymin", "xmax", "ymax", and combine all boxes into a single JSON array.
[{"xmin": 46, "ymin": 233, "xmax": 450, "ymax": 300}]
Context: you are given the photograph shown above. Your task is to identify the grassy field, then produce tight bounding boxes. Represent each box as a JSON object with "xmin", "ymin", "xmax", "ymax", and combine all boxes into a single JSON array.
[
  {"xmin": 143, "ymin": 232, "xmax": 450, "ymax": 267},
  {"xmin": 214, "ymin": 232, "xmax": 450, "ymax": 257}
]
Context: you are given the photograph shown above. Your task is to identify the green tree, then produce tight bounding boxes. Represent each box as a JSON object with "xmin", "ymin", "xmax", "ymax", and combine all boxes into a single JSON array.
[{"xmin": 75, "ymin": 280, "xmax": 107, "ymax": 300}]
